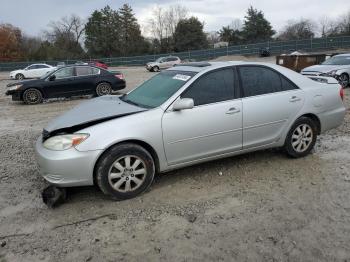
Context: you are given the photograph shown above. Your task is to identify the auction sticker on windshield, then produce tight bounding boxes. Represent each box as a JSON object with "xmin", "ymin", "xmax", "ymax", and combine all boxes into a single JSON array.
[{"xmin": 173, "ymin": 74, "xmax": 191, "ymax": 81}]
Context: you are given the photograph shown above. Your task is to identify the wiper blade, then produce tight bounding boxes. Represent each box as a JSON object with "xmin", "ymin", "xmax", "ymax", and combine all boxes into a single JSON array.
[{"xmin": 120, "ymin": 96, "xmax": 151, "ymax": 108}]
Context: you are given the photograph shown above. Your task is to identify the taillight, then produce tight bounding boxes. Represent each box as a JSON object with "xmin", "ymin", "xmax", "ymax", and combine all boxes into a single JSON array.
[
  {"xmin": 115, "ymin": 74, "xmax": 124, "ymax": 80},
  {"xmin": 340, "ymin": 86, "xmax": 344, "ymax": 101}
]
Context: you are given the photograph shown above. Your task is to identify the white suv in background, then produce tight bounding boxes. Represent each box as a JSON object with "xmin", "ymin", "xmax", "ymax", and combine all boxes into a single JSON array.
[
  {"xmin": 146, "ymin": 56, "xmax": 181, "ymax": 72},
  {"xmin": 10, "ymin": 64, "xmax": 55, "ymax": 80}
]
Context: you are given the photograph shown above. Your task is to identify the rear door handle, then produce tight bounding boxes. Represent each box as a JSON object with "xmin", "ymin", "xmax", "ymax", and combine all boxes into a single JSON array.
[
  {"xmin": 226, "ymin": 107, "xmax": 240, "ymax": 114},
  {"xmin": 289, "ymin": 96, "xmax": 301, "ymax": 102}
]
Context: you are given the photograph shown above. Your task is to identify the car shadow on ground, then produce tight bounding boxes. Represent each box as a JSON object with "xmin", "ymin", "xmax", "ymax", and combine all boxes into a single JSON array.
[{"xmin": 56, "ymin": 148, "xmax": 287, "ymax": 206}]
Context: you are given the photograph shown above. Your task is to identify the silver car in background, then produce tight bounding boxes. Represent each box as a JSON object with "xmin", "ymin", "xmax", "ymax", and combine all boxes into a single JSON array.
[
  {"xmin": 146, "ymin": 56, "xmax": 181, "ymax": 72},
  {"xmin": 35, "ymin": 61, "xmax": 346, "ymax": 200},
  {"xmin": 301, "ymin": 53, "xmax": 350, "ymax": 87}
]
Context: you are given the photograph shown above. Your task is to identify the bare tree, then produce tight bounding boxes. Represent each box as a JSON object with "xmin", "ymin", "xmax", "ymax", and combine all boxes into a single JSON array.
[
  {"xmin": 148, "ymin": 5, "xmax": 188, "ymax": 41},
  {"xmin": 230, "ymin": 18, "xmax": 243, "ymax": 31},
  {"xmin": 149, "ymin": 6, "xmax": 166, "ymax": 42},
  {"xmin": 338, "ymin": 10, "xmax": 350, "ymax": 35},
  {"xmin": 278, "ymin": 19, "xmax": 316, "ymax": 40},
  {"xmin": 207, "ymin": 31, "xmax": 220, "ymax": 45},
  {"xmin": 45, "ymin": 14, "xmax": 85, "ymax": 45},
  {"xmin": 164, "ymin": 5, "xmax": 188, "ymax": 37},
  {"xmin": 318, "ymin": 15, "xmax": 341, "ymax": 36}
]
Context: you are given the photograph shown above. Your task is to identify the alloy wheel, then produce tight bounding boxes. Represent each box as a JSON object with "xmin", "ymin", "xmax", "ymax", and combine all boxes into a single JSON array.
[
  {"xmin": 108, "ymin": 155, "xmax": 147, "ymax": 193},
  {"xmin": 25, "ymin": 90, "xmax": 40, "ymax": 103},
  {"xmin": 96, "ymin": 83, "xmax": 112, "ymax": 96},
  {"xmin": 339, "ymin": 74, "xmax": 349, "ymax": 87},
  {"xmin": 291, "ymin": 124, "xmax": 313, "ymax": 153}
]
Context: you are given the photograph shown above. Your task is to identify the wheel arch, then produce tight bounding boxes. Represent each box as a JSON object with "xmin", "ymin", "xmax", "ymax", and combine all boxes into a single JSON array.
[
  {"xmin": 297, "ymin": 113, "xmax": 321, "ymax": 135},
  {"xmin": 96, "ymin": 80, "xmax": 112, "ymax": 86},
  {"xmin": 92, "ymin": 139, "xmax": 160, "ymax": 185}
]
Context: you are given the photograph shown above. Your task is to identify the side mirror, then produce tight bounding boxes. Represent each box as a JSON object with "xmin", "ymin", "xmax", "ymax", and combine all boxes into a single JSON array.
[
  {"xmin": 173, "ymin": 98, "xmax": 194, "ymax": 111},
  {"xmin": 49, "ymin": 75, "xmax": 56, "ymax": 81}
]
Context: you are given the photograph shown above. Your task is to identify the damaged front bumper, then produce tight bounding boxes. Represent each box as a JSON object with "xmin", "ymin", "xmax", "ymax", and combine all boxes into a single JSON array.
[{"xmin": 35, "ymin": 136, "xmax": 103, "ymax": 187}]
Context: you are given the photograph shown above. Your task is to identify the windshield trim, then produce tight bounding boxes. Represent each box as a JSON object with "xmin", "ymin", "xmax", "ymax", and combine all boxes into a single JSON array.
[{"xmin": 119, "ymin": 94, "xmax": 153, "ymax": 109}]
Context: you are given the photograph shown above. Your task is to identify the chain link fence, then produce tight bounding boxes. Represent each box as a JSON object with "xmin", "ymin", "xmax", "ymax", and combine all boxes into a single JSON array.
[{"xmin": 1, "ymin": 35, "xmax": 350, "ymax": 71}]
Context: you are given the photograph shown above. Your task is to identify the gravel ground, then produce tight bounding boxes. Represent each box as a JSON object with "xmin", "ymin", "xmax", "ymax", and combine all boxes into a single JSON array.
[{"xmin": 0, "ymin": 63, "xmax": 350, "ymax": 262}]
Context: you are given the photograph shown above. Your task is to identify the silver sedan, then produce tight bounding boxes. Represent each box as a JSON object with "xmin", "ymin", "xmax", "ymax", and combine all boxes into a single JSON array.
[{"xmin": 35, "ymin": 61, "xmax": 346, "ymax": 200}]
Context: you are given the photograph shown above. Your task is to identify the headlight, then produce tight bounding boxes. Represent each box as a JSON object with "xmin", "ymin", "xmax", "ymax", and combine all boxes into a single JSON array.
[
  {"xmin": 43, "ymin": 133, "xmax": 89, "ymax": 151},
  {"xmin": 327, "ymin": 70, "xmax": 338, "ymax": 76},
  {"xmin": 8, "ymin": 84, "xmax": 23, "ymax": 91}
]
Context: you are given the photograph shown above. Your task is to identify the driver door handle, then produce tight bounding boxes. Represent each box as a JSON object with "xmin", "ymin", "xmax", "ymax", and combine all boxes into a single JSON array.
[{"xmin": 226, "ymin": 107, "xmax": 240, "ymax": 114}]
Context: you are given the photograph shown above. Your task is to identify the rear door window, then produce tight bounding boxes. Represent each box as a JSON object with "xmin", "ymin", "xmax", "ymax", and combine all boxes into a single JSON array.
[
  {"xmin": 76, "ymin": 66, "xmax": 93, "ymax": 76},
  {"xmin": 182, "ymin": 68, "xmax": 235, "ymax": 106},
  {"xmin": 239, "ymin": 66, "xmax": 282, "ymax": 97}
]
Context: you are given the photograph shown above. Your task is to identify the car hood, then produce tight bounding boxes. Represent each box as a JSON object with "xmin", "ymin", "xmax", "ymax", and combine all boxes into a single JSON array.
[
  {"xmin": 6, "ymin": 79, "xmax": 42, "ymax": 87},
  {"xmin": 44, "ymin": 95, "xmax": 146, "ymax": 134},
  {"xmin": 10, "ymin": 69, "xmax": 23, "ymax": 75},
  {"xmin": 302, "ymin": 64, "xmax": 350, "ymax": 73}
]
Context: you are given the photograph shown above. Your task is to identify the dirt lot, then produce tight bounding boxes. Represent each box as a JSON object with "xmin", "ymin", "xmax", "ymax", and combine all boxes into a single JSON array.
[{"xmin": 0, "ymin": 62, "xmax": 350, "ymax": 262}]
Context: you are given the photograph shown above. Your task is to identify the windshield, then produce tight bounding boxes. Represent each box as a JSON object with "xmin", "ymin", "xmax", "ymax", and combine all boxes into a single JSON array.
[
  {"xmin": 40, "ymin": 68, "xmax": 56, "ymax": 79},
  {"xmin": 121, "ymin": 70, "xmax": 196, "ymax": 108},
  {"xmin": 322, "ymin": 56, "xmax": 350, "ymax": 65},
  {"xmin": 40, "ymin": 71, "xmax": 51, "ymax": 79},
  {"xmin": 155, "ymin": 58, "xmax": 163, "ymax": 63}
]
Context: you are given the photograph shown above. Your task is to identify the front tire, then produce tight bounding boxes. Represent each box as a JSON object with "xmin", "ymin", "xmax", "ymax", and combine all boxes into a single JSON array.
[
  {"xmin": 22, "ymin": 88, "xmax": 43, "ymax": 104},
  {"xmin": 96, "ymin": 82, "xmax": 112, "ymax": 96},
  {"xmin": 16, "ymin": 73, "xmax": 24, "ymax": 80},
  {"xmin": 152, "ymin": 66, "xmax": 160, "ymax": 72},
  {"xmin": 284, "ymin": 117, "xmax": 317, "ymax": 158},
  {"xmin": 96, "ymin": 143, "xmax": 155, "ymax": 200}
]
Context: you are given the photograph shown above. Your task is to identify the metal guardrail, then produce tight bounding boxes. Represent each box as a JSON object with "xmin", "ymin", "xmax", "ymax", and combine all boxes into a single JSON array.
[{"xmin": 0, "ymin": 35, "xmax": 350, "ymax": 71}]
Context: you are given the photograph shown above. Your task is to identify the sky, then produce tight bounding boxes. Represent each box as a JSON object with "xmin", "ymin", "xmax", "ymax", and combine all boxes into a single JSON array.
[{"xmin": 0, "ymin": 0, "xmax": 349, "ymax": 37}]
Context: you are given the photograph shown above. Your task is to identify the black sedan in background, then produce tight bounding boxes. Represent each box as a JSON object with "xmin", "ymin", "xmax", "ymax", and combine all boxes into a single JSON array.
[{"xmin": 5, "ymin": 65, "xmax": 126, "ymax": 104}]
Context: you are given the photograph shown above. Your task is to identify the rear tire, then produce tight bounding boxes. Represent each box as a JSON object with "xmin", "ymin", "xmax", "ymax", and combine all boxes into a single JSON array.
[
  {"xmin": 96, "ymin": 82, "xmax": 112, "ymax": 96},
  {"xmin": 284, "ymin": 117, "xmax": 317, "ymax": 158},
  {"xmin": 96, "ymin": 143, "xmax": 155, "ymax": 200},
  {"xmin": 16, "ymin": 73, "xmax": 24, "ymax": 80},
  {"xmin": 22, "ymin": 88, "xmax": 43, "ymax": 104}
]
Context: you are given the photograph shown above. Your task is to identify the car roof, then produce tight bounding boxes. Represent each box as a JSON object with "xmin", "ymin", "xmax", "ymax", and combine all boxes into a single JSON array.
[
  {"xmin": 29, "ymin": 63, "xmax": 50, "ymax": 66},
  {"xmin": 167, "ymin": 61, "xmax": 244, "ymax": 72},
  {"xmin": 334, "ymin": 53, "xmax": 350, "ymax": 57},
  {"xmin": 167, "ymin": 61, "xmax": 319, "ymax": 89},
  {"xmin": 57, "ymin": 64, "xmax": 104, "ymax": 70}
]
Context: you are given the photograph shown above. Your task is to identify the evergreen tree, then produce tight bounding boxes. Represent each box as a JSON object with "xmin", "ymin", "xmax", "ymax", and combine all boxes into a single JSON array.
[
  {"xmin": 85, "ymin": 6, "xmax": 121, "ymax": 57},
  {"xmin": 241, "ymin": 6, "xmax": 275, "ymax": 43},
  {"xmin": 173, "ymin": 17, "xmax": 208, "ymax": 52},
  {"xmin": 118, "ymin": 4, "xmax": 149, "ymax": 55},
  {"xmin": 218, "ymin": 26, "xmax": 242, "ymax": 45}
]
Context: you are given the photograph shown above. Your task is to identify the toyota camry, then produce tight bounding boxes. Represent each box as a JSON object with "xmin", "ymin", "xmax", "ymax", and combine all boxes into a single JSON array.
[{"xmin": 35, "ymin": 62, "xmax": 346, "ymax": 200}]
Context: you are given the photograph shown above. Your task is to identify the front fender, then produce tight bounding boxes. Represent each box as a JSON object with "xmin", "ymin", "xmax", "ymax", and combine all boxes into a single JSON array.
[{"xmin": 75, "ymin": 108, "xmax": 169, "ymax": 171}]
